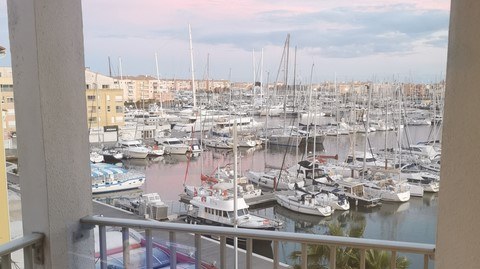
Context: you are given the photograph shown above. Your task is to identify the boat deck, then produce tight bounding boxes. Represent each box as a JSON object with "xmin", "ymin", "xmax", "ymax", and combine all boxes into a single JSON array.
[
  {"xmin": 93, "ymin": 200, "xmax": 291, "ymax": 268},
  {"xmin": 178, "ymin": 191, "xmax": 278, "ymax": 208}
]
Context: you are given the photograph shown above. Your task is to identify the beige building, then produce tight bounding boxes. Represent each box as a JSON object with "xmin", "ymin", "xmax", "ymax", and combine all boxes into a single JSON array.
[
  {"xmin": 85, "ymin": 69, "xmax": 124, "ymax": 128},
  {"xmin": 0, "ymin": 67, "xmax": 16, "ymax": 146}
]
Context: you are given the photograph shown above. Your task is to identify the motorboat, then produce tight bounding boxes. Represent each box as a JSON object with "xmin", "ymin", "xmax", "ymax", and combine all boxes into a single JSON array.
[
  {"xmin": 116, "ymin": 140, "xmax": 150, "ymax": 159},
  {"xmin": 147, "ymin": 144, "xmax": 165, "ymax": 156},
  {"xmin": 155, "ymin": 137, "xmax": 191, "ymax": 155},
  {"xmin": 276, "ymin": 191, "xmax": 334, "ymax": 217},
  {"xmin": 246, "ymin": 170, "xmax": 305, "ymax": 190},
  {"xmin": 91, "ymin": 163, "xmax": 145, "ymax": 194},
  {"xmin": 363, "ymin": 179, "xmax": 411, "ymax": 202},
  {"xmin": 90, "ymin": 151, "xmax": 104, "ymax": 163},
  {"xmin": 100, "ymin": 148, "xmax": 123, "ymax": 163},
  {"xmin": 303, "ymin": 185, "xmax": 350, "ymax": 211},
  {"xmin": 330, "ymin": 178, "xmax": 382, "ymax": 208},
  {"xmin": 186, "ymin": 194, "xmax": 282, "ymax": 230}
]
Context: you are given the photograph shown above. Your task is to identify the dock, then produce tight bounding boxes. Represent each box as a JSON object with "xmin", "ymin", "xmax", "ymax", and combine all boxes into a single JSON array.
[{"xmin": 93, "ymin": 200, "xmax": 291, "ymax": 268}]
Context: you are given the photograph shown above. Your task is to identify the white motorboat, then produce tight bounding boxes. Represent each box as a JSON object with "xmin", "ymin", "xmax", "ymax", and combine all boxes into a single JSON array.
[
  {"xmin": 202, "ymin": 137, "xmax": 233, "ymax": 149},
  {"xmin": 116, "ymin": 140, "xmax": 150, "ymax": 159},
  {"xmin": 90, "ymin": 151, "xmax": 104, "ymax": 163},
  {"xmin": 186, "ymin": 194, "xmax": 282, "ymax": 230},
  {"xmin": 304, "ymin": 185, "xmax": 350, "ymax": 211},
  {"xmin": 147, "ymin": 145, "xmax": 165, "ymax": 156},
  {"xmin": 155, "ymin": 137, "xmax": 191, "ymax": 155},
  {"xmin": 363, "ymin": 179, "xmax": 411, "ymax": 202},
  {"xmin": 402, "ymin": 171, "xmax": 440, "ymax": 193},
  {"xmin": 276, "ymin": 191, "xmax": 333, "ymax": 217},
  {"xmin": 91, "ymin": 163, "xmax": 145, "ymax": 194},
  {"xmin": 346, "ymin": 151, "xmax": 391, "ymax": 169},
  {"xmin": 246, "ymin": 170, "xmax": 305, "ymax": 190},
  {"xmin": 100, "ymin": 149, "xmax": 123, "ymax": 163},
  {"xmin": 329, "ymin": 178, "xmax": 382, "ymax": 208}
]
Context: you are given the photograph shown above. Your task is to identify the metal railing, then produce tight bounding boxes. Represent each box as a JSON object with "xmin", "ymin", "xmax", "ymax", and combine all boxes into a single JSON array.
[
  {"xmin": 0, "ymin": 233, "xmax": 44, "ymax": 269},
  {"xmin": 81, "ymin": 215, "xmax": 435, "ymax": 269}
]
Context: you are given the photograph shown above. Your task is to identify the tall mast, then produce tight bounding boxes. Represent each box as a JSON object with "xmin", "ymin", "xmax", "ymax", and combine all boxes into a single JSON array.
[
  {"xmin": 118, "ymin": 57, "xmax": 123, "ymax": 80},
  {"xmin": 189, "ymin": 24, "xmax": 197, "ymax": 109},
  {"xmin": 155, "ymin": 52, "xmax": 163, "ymax": 110},
  {"xmin": 260, "ymin": 48, "xmax": 264, "ymax": 97},
  {"xmin": 233, "ymin": 119, "xmax": 239, "ymax": 269}
]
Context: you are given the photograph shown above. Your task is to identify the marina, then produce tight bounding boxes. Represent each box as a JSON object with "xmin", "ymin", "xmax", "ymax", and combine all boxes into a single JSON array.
[{"xmin": 91, "ymin": 114, "xmax": 441, "ymax": 268}]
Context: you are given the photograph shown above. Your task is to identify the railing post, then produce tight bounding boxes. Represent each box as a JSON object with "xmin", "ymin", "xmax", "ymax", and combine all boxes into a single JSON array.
[
  {"xmin": 145, "ymin": 229, "xmax": 153, "ymax": 269},
  {"xmin": 1, "ymin": 253, "xmax": 12, "ymax": 269},
  {"xmin": 195, "ymin": 234, "xmax": 202, "ymax": 269},
  {"xmin": 246, "ymin": 238, "xmax": 253, "ymax": 269},
  {"xmin": 273, "ymin": 240, "xmax": 279, "ymax": 269},
  {"xmin": 423, "ymin": 254, "xmax": 429, "ymax": 269},
  {"xmin": 359, "ymin": 249, "xmax": 366, "ymax": 269},
  {"xmin": 99, "ymin": 225, "xmax": 107, "ymax": 269},
  {"xmin": 390, "ymin": 250, "xmax": 397, "ymax": 269},
  {"xmin": 220, "ymin": 236, "xmax": 227, "ymax": 269},
  {"xmin": 301, "ymin": 243, "xmax": 308, "ymax": 269},
  {"xmin": 23, "ymin": 245, "xmax": 33, "ymax": 269},
  {"xmin": 122, "ymin": 227, "xmax": 130, "ymax": 269},
  {"xmin": 169, "ymin": 232, "xmax": 177, "ymax": 268},
  {"xmin": 329, "ymin": 246, "xmax": 336, "ymax": 269}
]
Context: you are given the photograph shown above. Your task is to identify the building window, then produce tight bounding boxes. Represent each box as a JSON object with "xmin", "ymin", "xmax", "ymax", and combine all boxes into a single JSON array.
[
  {"xmin": 88, "ymin": 117, "xmax": 97, "ymax": 123},
  {"xmin": 0, "ymin": 85, "xmax": 13, "ymax": 92},
  {"xmin": 106, "ymin": 95, "xmax": 110, "ymax": 101},
  {"xmin": 115, "ymin": 106, "xmax": 123, "ymax": 113},
  {"xmin": 107, "ymin": 106, "xmax": 110, "ymax": 112},
  {"xmin": 87, "ymin": 95, "xmax": 95, "ymax": 101},
  {"xmin": 102, "ymin": 85, "xmax": 109, "ymax": 89},
  {"xmin": 6, "ymin": 97, "xmax": 14, "ymax": 103}
]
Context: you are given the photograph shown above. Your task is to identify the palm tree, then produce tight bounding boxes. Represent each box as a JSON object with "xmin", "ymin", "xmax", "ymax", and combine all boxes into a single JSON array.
[
  {"xmin": 289, "ymin": 213, "xmax": 410, "ymax": 269},
  {"xmin": 363, "ymin": 249, "xmax": 410, "ymax": 269}
]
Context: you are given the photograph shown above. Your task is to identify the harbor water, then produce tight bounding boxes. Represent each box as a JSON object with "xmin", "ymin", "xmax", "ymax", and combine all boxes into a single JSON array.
[{"xmin": 115, "ymin": 122, "xmax": 441, "ymax": 268}]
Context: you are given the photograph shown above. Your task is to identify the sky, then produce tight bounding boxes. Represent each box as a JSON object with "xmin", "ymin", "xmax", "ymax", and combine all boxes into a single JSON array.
[{"xmin": 0, "ymin": 0, "xmax": 450, "ymax": 83}]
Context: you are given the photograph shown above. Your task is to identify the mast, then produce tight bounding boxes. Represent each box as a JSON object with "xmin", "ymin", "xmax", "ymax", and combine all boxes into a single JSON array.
[
  {"xmin": 155, "ymin": 52, "xmax": 163, "ymax": 110},
  {"xmin": 232, "ymin": 119, "xmax": 239, "ymax": 269},
  {"xmin": 282, "ymin": 34, "xmax": 290, "ymax": 131},
  {"xmin": 362, "ymin": 83, "xmax": 372, "ymax": 180},
  {"xmin": 260, "ymin": 48, "xmax": 264, "ymax": 97},
  {"xmin": 108, "ymin": 56, "xmax": 112, "ymax": 77},
  {"xmin": 188, "ymin": 24, "xmax": 197, "ymax": 109},
  {"xmin": 119, "ymin": 57, "xmax": 123, "ymax": 80}
]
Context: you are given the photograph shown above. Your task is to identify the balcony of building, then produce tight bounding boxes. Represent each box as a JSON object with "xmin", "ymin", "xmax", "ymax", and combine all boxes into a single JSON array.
[{"xmin": 1, "ymin": 0, "xmax": 480, "ymax": 268}]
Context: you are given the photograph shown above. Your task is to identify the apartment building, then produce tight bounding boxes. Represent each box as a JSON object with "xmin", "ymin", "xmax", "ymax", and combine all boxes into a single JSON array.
[
  {"xmin": 85, "ymin": 69, "xmax": 125, "ymax": 128},
  {"xmin": 0, "ymin": 67, "xmax": 16, "ymax": 148}
]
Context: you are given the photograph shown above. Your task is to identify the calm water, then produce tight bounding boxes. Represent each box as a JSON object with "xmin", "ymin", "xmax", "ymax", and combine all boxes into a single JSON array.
[{"xmin": 119, "ymin": 122, "xmax": 441, "ymax": 268}]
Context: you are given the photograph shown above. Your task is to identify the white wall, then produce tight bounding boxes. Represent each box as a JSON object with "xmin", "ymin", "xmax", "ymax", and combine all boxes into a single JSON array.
[{"xmin": 436, "ymin": 0, "xmax": 480, "ymax": 268}]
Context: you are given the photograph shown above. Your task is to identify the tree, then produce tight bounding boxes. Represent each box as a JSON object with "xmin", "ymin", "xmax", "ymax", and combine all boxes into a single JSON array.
[{"xmin": 289, "ymin": 214, "xmax": 410, "ymax": 269}]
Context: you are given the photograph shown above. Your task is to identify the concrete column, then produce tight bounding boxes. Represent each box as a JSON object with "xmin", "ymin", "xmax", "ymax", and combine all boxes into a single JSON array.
[
  {"xmin": 436, "ymin": 1, "xmax": 480, "ymax": 268},
  {"xmin": 7, "ymin": 0, "xmax": 93, "ymax": 268}
]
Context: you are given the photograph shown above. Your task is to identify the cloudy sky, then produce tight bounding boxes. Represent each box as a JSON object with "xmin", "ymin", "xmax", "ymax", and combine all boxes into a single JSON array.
[{"xmin": 0, "ymin": 0, "xmax": 450, "ymax": 82}]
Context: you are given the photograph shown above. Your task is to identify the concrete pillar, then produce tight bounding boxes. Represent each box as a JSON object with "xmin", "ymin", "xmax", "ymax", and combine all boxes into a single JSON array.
[
  {"xmin": 436, "ymin": 0, "xmax": 480, "ymax": 268},
  {"xmin": 7, "ymin": 0, "xmax": 93, "ymax": 268}
]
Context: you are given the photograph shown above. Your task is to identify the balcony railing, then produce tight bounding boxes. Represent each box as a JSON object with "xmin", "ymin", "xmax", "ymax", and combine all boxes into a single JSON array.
[
  {"xmin": 81, "ymin": 215, "xmax": 435, "ymax": 269},
  {"xmin": 0, "ymin": 233, "xmax": 44, "ymax": 269}
]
